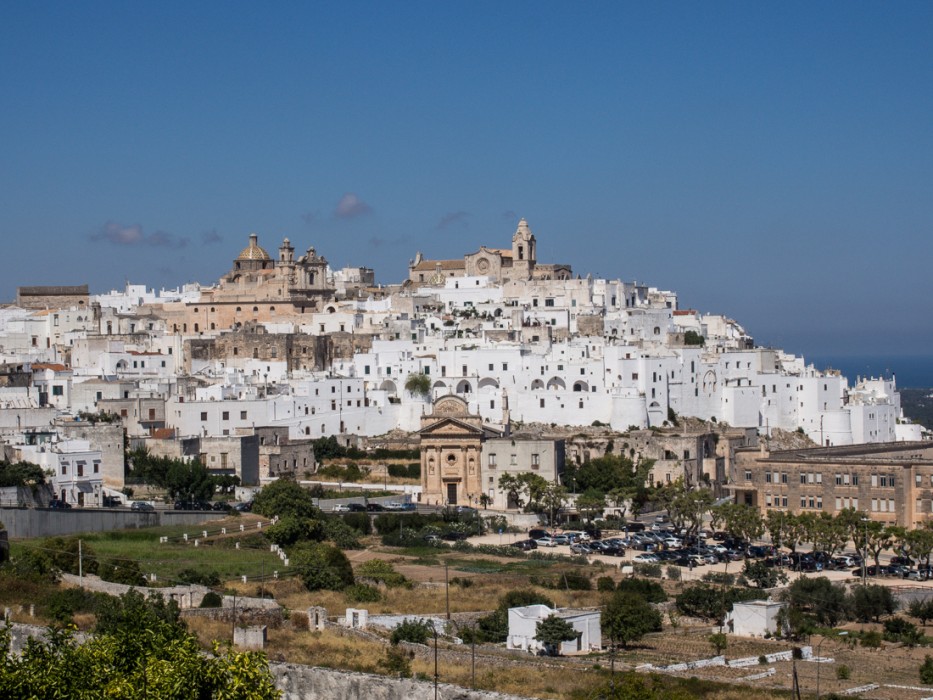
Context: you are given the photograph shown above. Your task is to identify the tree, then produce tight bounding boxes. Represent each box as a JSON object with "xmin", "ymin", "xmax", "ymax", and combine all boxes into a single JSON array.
[
  {"xmin": 265, "ymin": 515, "xmax": 323, "ymax": 547},
  {"xmin": 708, "ymin": 632, "xmax": 727, "ymax": 655},
  {"xmin": 783, "ymin": 577, "xmax": 848, "ymax": 627},
  {"xmin": 252, "ymin": 478, "xmax": 320, "ymax": 519},
  {"xmin": 0, "ymin": 589, "xmax": 279, "ymax": 698},
  {"xmin": 0, "ymin": 616, "xmax": 279, "ymax": 699},
  {"xmin": 404, "ymin": 373, "xmax": 431, "ymax": 399},
  {"xmin": 0, "ymin": 460, "xmax": 45, "ymax": 488},
  {"xmin": 908, "ymin": 599, "xmax": 933, "ymax": 627},
  {"xmin": 535, "ymin": 614, "xmax": 578, "ymax": 656},
  {"xmin": 602, "ymin": 590, "xmax": 662, "ymax": 648},
  {"xmin": 683, "ymin": 330, "xmax": 705, "ymax": 346},
  {"xmin": 864, "ymin": 521, "xmax": 896, "ymax": 569},
  {"xmin": 743, "ymin": 559, "xmax": 788, "ymax": 589},
  {"xmin": 661, "ymin": 482, "xmax": 714, "ymax": 538},
  {"xmin": 848, "ymin": 584, "xmax": 897, "ymax": 623},
  {"xmin": 810, "ymin": 512, "xmax": 850, "ymax": 560},
  {"xmin": 498, "ymin": 473, "xmax": 525, "ymax": 510},
  {"xmin": 576, "ymin": 488, "xmax": 606, "ymax": 522},
  {"xmin": 921, "ymin": 655, "xmax": 933, "ymax": 684},
  {"xmin": 710, "ymin": 503, "xmax": 764, "ymax": 543},
  {"xmin": 290, "ymin": 542, "xmax": 354, "ymax": 591},
  {"xmin": 902, "ymin": 526, "xmax": 933, "ymax": 575},
  {"xmin": 165, "ymin": 459, "xmax": 215, "ymax": 502}
]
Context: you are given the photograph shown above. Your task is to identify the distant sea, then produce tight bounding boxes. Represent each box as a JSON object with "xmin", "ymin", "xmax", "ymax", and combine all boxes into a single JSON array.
[{"xmin": 807, "ymin": 355, "xmax": 933, "ymax": 389}]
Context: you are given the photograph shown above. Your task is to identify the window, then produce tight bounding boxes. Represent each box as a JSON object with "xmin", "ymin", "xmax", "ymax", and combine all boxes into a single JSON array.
[
  {"xmin": 488, "ymin": 454, "xmax": 497, "ymax": 467},
  {"xmin": 531, "ymin": 454, "xmax": 540, "ymax": 468},
  {"xmin": 852, "ymin": 474, "xmax": 859, "ymax": 486},
  {"xmin": 545, "ymin": 298, "xmax": 554, "ymax": 307},
  {"xmin": 744, "ymin": 470, "xmax": 752, "ymax": 481},
  {"xmin": 222, "ymin": 411, "xmax": 229, "ymax": 421},
  {"xmin": 240, "ymin": 411, "xmax": 247, "ymax": 420},
  {"xmin": 52, "ymin": 385, "xmax": 64, "ymax": 396},
  {"xmin": 93, "ymin": 461, "xmax": 99, "ymax": 474},
  {"xmin": 502, "ymin": 363, "xmax": 508, "ymax": 371},
  {"xmin": 200, "ymin": 412, "xmax": 208, "ymax": 421},
  {"xmin": 540, "ymin": 398, "xmax": 545, "ymax": 408},
  {"xmin": 766, "ymin": 472, "xmax": 772, "ymax": 483},
  {"xmin": 61, "ymin": 464, "xmax": 67, "ymax": 475},
  {"xmin": 835, "ymin": 473, "xmax": 842, "ymax": 486},
  {"xmin": 77, "ymin": 462, "xmax": 84, "ymax": 477},
  {"xmin": 510, "ymin": 454, "xmax": 517, "ymax": 465}
]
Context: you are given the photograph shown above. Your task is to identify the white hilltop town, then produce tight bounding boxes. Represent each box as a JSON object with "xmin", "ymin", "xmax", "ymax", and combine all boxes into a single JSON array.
[{"xmin": 0, "ymin": 219, "xmax": 926, "ymax": 518}]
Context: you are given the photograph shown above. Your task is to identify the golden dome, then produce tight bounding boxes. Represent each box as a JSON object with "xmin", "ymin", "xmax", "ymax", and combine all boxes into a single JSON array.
[{"xmin": 237, "ymin": 233, "xmax": 271, "ymax": 261}]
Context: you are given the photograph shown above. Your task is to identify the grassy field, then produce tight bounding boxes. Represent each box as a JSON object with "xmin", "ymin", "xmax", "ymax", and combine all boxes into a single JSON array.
[{"xmin": 11, "ymin": 515, "xmax": 284, "ymax": 587}]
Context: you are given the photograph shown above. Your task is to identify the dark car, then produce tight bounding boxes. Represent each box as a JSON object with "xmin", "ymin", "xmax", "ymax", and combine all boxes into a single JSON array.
[
  {"xmin": 233, "ymin": 501, "xmax": 253, "ymax": 512},
  {"xmin": 510, "ymin": 539, "xmax": 538, "ymax": 551},
  {"xmin": 212, "ymin": 501, "xmax": 231, "ymax": 511},
  {"xmin": 624, "ymin": 522, "xmax": 646, "ymax": 532},
  {"xmin": 346, "ymin": 503, "xmax": 367, "ymax": 512},
  {"xmin": 529, "ymin": 529, "xmax": 551, "ymax": 540},
  {"xmin": 853, "ymin": 565, "xmax": 888, "ymax": 577},
  {"xmin": 441, "ymin": 531, "xmax": 469, "ymax": 541},
  {"xmin": 746, "ymin": 544, "xmax": 772, "ymax": 559},
  {"xmin": 366, "ymin": 503, "xmax": 385, "ymax": 512},
  {"xmin": 49, "ymin": 499, "xmax": 72, "ymax": 509}
]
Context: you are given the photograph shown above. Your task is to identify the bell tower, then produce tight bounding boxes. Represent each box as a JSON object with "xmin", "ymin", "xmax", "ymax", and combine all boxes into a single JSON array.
[{"xmin": 511, "ymin": 218, "xmax": 536, "ymax": 279}]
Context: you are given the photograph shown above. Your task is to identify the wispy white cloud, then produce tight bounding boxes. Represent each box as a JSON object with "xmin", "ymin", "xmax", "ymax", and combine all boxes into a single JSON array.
[
  {"xmin": 200, "ymin": 229, "xmax": 223, "ymax": 245},
  {"xmin": 435, "ymin": 211, "xmax": 470, "ymax": 231},
  {"xmin": 90, "ymin": 221, "xmax": 188, "ymax": 249},
  {"xmin": 334, "ymin": 193, "xmax": 373, "ymax": 220}
]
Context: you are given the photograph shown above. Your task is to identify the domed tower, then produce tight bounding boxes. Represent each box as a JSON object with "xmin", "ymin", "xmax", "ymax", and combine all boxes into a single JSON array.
[
  {"xmin": 511, "ymin": 218, "xmax": 536, "ymax": 279},
  {"xmin": 234, "ymin": 233, "xmax": 272, "ymax": 272}
]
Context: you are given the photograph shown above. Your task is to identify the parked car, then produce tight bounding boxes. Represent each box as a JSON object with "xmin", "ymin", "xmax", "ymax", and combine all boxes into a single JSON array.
[
  {"xmin": 131, "ymin": 501, "xmax": 155, "ymax": 512},
  {"xmin": 535, "ymin": 537, "xmax": 558, "ymax": 548},
  {"xmin": 624, "ymin": 522, "xmax": 646, "ymax": 532},
  {"xmin": 529, "ymin": 529, "xmax": 552, "ymax": 540},
  {"xmin": 632, "ymin": 553, "xmax": 660, "ymax": 564},
  {"xmin": 510, "ymin": 539, "xmax": 538, "ymax": 551},
  {"xmin": 347, "ymin": 503, "xmax": 367, "ymax": 512},
  {"xmin": 49, "ymin": 499, "xmax": 72, "ymax": 509},
  {"xmin": 332, "ymin": 504, "xmax": 350, "ymax": 513},
  {"xmin": 366, "ymin": 503, "xmax": 385, "ymax": 512},
  {"xmin": 400, "ymin": 503, "xmax": 417, "ymax": 511},
  {"xmin": 212, "ymin": 501, "xmax": 231, "ymax": 511},
  {"xmin": 570, "ymin": 542, "xmax": 592, "ymax": 555},
  {"xmin": 232, "ymin": 501, "xmax": 253, "ymax": 512},
  {"xmin": 552, "ymin": 534, "xmax": 572, "ymax": 545},
  {"xmin": 384, "ymin": 502, "xmax": 404, "ymax": 511}
]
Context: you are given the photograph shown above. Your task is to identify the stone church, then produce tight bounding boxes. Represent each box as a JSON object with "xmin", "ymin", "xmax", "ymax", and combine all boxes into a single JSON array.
[
  {"xmin": 408, "ymin": 219, "xmax": 572, "ymax": 286},
  {"xmin": 418, "ymin": 395, "xmax": 502, "ymax": 506}
]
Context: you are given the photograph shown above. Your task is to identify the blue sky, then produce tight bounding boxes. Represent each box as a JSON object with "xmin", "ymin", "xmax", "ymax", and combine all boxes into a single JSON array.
[{"xmin": 1, "ymin": 2, "xmax": 931, "ymax": 358}]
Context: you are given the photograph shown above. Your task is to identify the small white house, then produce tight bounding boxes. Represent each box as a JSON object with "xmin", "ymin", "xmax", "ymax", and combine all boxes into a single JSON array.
[
  {"xmin": 507, "ymin": 604, "xmax": 601, "ymax": 655},
  {"xmin": 724, "ymin": 600, "xmax": 787, "ymax": 637}
]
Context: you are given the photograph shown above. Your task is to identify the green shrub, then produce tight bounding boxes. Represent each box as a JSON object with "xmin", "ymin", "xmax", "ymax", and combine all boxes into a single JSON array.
[
  {"xmin": 199, "ymin": 591, "xmax": 223, "ymax": 608},
  {"xmin": 617, "ymin": 578, "xmax": 667, "ymax": 604},
  {"xmin": 177, "ymin": 568, "xmax": 221, "ymax": 587},
  {"xmin": 597, "ymin": 576, "xmax": 616, "ymax": 592},
  {"xmin": 341, "ymin": 513, "xmax": 372, "ymax": 535},
  {"xmin": 357, "ymin": 559, "xmax": 409, "ymax": 588},
  {"xmin": 633, "ymin": 563, "xmax": 663, "ymax": 579},
  {"xmin": 836, "ymin": 665, "xmax": 851, "ymax": 680},
  {"xmin": 702, "ymin": 571, "xmax": 735, "ymax": 586},
  {"xmin": 531, "ymin": 570, "xmax": 591, "ymax": 591},
  {"xmin": 921, "ymin": 655, "xmax": 933, "ymax": 684},
  {"xmin": 391, "ymin": 618, "xmax": 434, "ymax": 645},
  {"xmin": 450, "ymin": 577, "xmax": 473, "ymax": 588},
  {"xmin": 666, "ymin": 566, "xmax": 681, "ymax": 581},
  {"xmin": 380, "ymin": 646, "xmax": 413, "ymax": 677},
  {"xmin": 98, "ymin": 558, "xmax": 146, "ymax": 586},
  {"xmin": 322, "ymin": 519, "xmax": 362, "ymax": 549},
  {"xmin": 345, "ymin": 583, "xmax": 382, "ymax": 603}
]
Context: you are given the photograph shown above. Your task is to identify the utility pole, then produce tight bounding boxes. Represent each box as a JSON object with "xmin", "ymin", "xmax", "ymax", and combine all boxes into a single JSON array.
[
  {"xmin": 445, "ymin": 561, "xmax": 450, "ymax": 620},
  {"xmin": 78, "ymin": 539, "xmax": 83, "ymax": 580},
  {"xmin": 433, "ymin": 626, "xmax": 439, "ymax": 700}
]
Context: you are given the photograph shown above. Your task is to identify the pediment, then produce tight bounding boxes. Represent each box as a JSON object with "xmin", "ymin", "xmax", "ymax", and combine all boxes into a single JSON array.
[{"xmin": 418, "ymin": 416, "xmax": 485, "ymax": 437}]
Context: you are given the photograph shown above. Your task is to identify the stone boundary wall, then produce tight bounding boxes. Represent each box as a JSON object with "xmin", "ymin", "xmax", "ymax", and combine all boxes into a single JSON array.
[
  {"xmin": 0, "ymin": 506, "xmax": 224, "ymax": 538},
  {"xmin": 61, "ymin": 573, "xmax": 279, "ymax": 611},
  {"xmin": 270, "ymin": 662, "xmax": 532, "ymax": 700}
]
